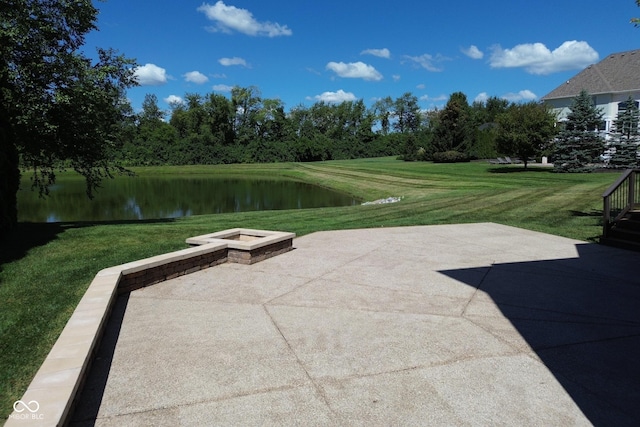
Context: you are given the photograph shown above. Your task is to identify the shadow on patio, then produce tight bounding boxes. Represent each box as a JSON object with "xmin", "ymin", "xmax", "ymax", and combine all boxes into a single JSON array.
[{"xmin": 440, "ymin": 243, "xmax": 640, "ymax": 426}]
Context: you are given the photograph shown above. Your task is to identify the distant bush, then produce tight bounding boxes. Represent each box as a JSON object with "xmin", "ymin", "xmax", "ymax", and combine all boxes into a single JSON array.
[{"xmin": 432, "ymin": 151, "xmax": 470, "ymax": 163}]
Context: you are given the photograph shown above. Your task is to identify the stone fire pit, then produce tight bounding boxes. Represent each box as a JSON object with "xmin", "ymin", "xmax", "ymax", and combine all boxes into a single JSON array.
[{"xmin": 186, "ymin": 228, "xmax": 295, "ymax": 264}]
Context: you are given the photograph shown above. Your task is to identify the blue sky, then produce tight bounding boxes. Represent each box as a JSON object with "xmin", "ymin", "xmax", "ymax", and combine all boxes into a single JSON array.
[{"xmin": 83, "ymin": 1, "xmax": 640, "ymax": 113}]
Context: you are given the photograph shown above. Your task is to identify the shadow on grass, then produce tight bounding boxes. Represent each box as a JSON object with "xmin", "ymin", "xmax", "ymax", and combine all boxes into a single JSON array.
[
  {"xmin": 570, "ymin": 210, "xmax": 603, "ymax": 243},
  {"xmin": 57, "ymin": 218, "xmax": 177, "ymax": 228},
  {"xmin": 488, "ymin": 167, "xmax": 553, "ymax": 174},
  {"xmin": 0, "ymin": 218, "xmax": 176, "ymax": 271},
  {"xmin": 570, "ymin": 209, "xmax": 602, "ymax": 218},
  {"xmin": 0, "ymin": 222, "xmax": 66, "ymax": 268}
]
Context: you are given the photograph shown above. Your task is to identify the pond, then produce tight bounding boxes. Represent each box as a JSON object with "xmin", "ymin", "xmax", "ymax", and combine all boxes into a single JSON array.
[{"xmin": 17, "ymin": 175, "xmax": 359, "ymax": 223}]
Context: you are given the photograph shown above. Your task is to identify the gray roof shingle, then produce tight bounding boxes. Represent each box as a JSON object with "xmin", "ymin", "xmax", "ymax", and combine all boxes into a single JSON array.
[{"xmin": 541, "ymin": 49, "xmax": 640, "ymax": 100}]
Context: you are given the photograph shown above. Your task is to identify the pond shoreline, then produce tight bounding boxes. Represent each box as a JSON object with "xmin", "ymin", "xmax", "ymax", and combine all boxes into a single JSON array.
[{"xmin": 18, "ymin": 174, "xmax": 358, "ymax": 223}]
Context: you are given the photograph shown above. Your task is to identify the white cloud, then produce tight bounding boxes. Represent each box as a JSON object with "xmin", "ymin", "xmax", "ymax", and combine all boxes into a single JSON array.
[
  {"xmin": 490, "ymin": 40, "xmax": 598, "ymax": 75},
  {"xmin": 164, "ymin": 95, "xmax": 184, "ymax": 105},
  {"xmin": 306, "ymin": 67, "xmax": 322, "ymax": 75},
  {"xmin": 133, "ymin": 63, "xmax": 168, "ymax": 85},
  {"xmin": 219, "ymin": 57, "xmax": 248, "ymax": 67},
  {"xmin": 183, "ymin": 71, "xmax": 209, "ymax": 84},
  {"xmin": 326, "ymin": 61, "xmax": 383, "ymax": 81},
  {"xmin": 419, "ymin": 94, "xmax": 447, "ymax": 102},
  {"xmin": 462, "ymin": 45, "xmax": 484, "ymax": 59},
  {"xmin": 213, "ymin": 84, "xmax": 234, "ymax": 92},
  {"xmin": 361, "ymin": 48, "xmax": 391, "ymax": 59},
  {"xmin": 403, "ymin": 54, "xmax": 450, "ymax": 72},
  {"xmin": 501, "ymin": 90, "xmax": 538, "ymax": 102},
  {"xmin": 212, "ymin": 73, "xmax": 227, "ymax": 79},
  {"xmin": 197, "ymin": 1, "xmax": 292, "ymax": 37},
  {"xmin": 392, "ymin": 74, "xmax": 401, "ymax": 82},
  {"xmin": 309, "ymin": 89, "xmax": 357, "ymax": 103},
  {"xmin": 416, "ymin": 83, "xmax": 426, "ymax": 90},
  {"xmin": 474, "ymin": 92, "xmax": 489, "ymax": 103}
]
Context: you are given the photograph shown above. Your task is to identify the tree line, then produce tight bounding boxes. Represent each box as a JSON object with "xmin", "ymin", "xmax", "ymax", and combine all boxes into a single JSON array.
[
  {"xmin": 119, "ymin": 88, "xmax": 515, "ymax": 166},
  {"xmin": 3, "ymin": 0, "xmax": 639, "ymax": 237},
  {"xmin": 121, "ymin": 87, "xmax": 640, "ymax": 172}
]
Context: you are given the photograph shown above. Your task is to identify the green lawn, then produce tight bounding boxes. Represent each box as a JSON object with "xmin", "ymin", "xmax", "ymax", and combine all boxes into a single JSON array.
[{"xmin": 0, "ymin": 158, "xmax": 618, "ymax": 418}]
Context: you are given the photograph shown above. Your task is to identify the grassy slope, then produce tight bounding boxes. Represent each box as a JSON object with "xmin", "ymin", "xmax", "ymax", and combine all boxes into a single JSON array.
[{"xmin": 0, "ymin": 158, "xmax": 616, "ymax": 417}]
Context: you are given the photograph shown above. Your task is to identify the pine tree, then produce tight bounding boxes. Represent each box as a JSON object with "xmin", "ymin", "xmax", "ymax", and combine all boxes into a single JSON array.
[
  {"xmin": 432, "ymin": 92, "xmax": 472, "ymax": 155},
  {"xmin": 609, "ymin": 96, "xmax": 640, "ymax": 169},
  {"xmin": 553, "ymin": 90, "xmax": 605, "ymax": 172}
]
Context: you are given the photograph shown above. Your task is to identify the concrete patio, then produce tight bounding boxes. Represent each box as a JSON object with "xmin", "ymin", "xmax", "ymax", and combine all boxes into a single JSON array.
[{"xmin": 70, "ymin": 223, "xmax": 640, "ymax": 426}]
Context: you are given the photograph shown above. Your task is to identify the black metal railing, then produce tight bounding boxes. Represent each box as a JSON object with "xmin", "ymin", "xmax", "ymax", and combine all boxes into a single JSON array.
[{"xmin": 602, "ymin": 169, "xmax": 640, "ymax": 238}]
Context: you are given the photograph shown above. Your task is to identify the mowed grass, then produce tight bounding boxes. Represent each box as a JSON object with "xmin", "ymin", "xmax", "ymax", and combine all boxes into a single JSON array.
[{"xmin": 0, "ymin": 158, "xmax": 617, "ymax": 418}]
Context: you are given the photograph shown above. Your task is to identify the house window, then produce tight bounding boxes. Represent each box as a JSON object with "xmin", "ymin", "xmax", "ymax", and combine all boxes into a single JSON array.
[
  {"xmin": 618, "ymin": 100, "xmax": 640, "ymax": 111},
  {"xmin": 596, "ymin": 120, "xmax": 607, "ymax": 132}
]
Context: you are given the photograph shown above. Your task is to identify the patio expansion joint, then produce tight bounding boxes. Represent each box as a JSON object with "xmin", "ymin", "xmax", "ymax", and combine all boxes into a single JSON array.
[
  {"xmin": 91, "ymin": 383, "xmax": 307, "ymax": 423},
  {"xmin": 468, "ymin": 299, "xmax": 640, "ymax": 327},
  {"xmin": 265, "ymin": 300, "xmax": 470, "ymax": 320},
  {"xmin": 319, "ymin": 276, "xmax": 435, "ymax": 298},
  {"xmin": 262, "ymin": 276, "xmax": 319, "ymax": 305},
  {"xmin": 535, "ymin": 331, "xmax": 640, "ymax": 352},
  {"xmin": 261, "ymin": 305, "xmax": 338, "ymax": 418},
  {"xmin": 262, "ymin": 245, "xmax": 387, "ymax": 305},
  {"xmin": 461, "ymin": 261, "xmax": 495, "ymax": 317},
  {"xmin": 314, "ymin": 352, "xmax": 528, "ymax": 387}
]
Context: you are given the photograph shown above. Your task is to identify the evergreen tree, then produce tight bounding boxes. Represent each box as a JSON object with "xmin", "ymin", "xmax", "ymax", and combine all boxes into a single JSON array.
[
  {"xmin": 609, "ymin": 96, "xmax": 640, "ymax": 169},
  {"xmin": 553, "ymin": 90, "xmax": 605, "ymax": 172},
  {"xmin": 432, "ymin": 92, "xmax": 472, "ymax": 156},
  {"xmin": 468, "ymin": 96, "xmax": 508, "ymax": 159},
  {"xmin": 402, "ymin": 133, "xmax": 418, "ymax": 161}
]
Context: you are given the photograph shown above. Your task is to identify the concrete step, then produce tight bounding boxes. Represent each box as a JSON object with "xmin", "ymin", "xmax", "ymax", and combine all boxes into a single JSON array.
[
  {"xmin": 602, "ymin": 218, "xmax": 640, "ymax": 251},
  {"xmin": 600, "ymin": 235, "xmax": 640, "ymax": 251},
  {"xmin": 615, "ymin": 217, "xmax": 640, "ymax": 231}
]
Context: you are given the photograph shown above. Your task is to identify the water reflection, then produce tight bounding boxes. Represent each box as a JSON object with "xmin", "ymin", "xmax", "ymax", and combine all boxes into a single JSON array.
[{"xmin": 18, "ymin": 176, "xmax": 358, "ymax": 223}]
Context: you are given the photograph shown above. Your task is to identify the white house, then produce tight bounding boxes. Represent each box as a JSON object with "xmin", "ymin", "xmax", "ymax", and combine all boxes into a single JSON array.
[{"xmin": 541, "ymin": 48, "xmax": 640, "ymax": 135}]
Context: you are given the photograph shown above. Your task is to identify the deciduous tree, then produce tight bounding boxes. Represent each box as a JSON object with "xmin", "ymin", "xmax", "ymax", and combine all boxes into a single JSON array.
[
  {"xmin": 495, "ymin": 102, "xmax": 557, "ymax": 169},
  {"xmin": 393, "ymin": 93, "xmax": 421, "ymax": 134},
  {"xmin": 373, "ymin": 96, "xmax": 394, "ymax": 135},
  {"xmin": 0, "ymin": 0, "xmax": 136, "ymax": 237},
  {"xmin": 231, "ymin": 86, "xmax": 262, "ymax": 145}
]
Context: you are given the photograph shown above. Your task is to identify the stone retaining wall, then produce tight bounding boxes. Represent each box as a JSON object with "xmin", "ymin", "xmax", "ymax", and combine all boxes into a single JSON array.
[
  {"xmin": 5, "ymin": 229, "xmax": 294, "ymax": 427},
  {"xmin": 228, "ymin": 239, "xmax": 293, "ymax": 265},
  {"xmin": 118, "ymin": 248, "xmax": 228, "ymax": 293}
]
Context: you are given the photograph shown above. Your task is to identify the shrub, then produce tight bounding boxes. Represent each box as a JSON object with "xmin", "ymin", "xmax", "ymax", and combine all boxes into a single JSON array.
[{"xmin": 432, "ymin": 151, "xmax": 470, "ymax": 163}]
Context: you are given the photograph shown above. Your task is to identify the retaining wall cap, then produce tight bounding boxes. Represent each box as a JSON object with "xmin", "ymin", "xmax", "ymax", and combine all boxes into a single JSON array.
[
  {"xmin": 6, "ymin": 229, "xmax": 293, "ymax": 427},
  {"xmin": 186, "ymin": 229, "xmax": 295, "ymax": 249}
]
